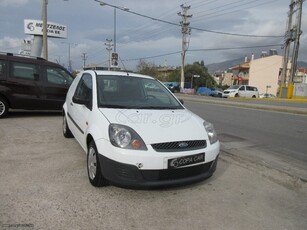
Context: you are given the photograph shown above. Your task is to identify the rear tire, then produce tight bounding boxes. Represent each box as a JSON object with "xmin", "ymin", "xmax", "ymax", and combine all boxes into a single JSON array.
[
  {"xmin": 0, "ymin": 96, "xmax": 9, "ymax": 119},
  {"xmin": 63, "ymin": 114, "xmax": 73, "ymax": 138},
  {"xmin": 87, "ymin": 141, "xmax": 108, "ymax": 187}
]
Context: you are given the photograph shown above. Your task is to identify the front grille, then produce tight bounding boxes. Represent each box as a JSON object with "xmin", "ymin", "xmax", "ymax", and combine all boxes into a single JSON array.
[
  {"xmin": 141, "ymin": 161, "xmax": 213, "ymax": 181},
  {"xmin": 151, "ymin": 140, "xmax": 206, "ymax": 152}
]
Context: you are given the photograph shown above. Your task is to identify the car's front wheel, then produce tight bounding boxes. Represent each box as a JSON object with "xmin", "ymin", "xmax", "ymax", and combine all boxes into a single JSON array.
[
  {"xmin": 0, "ymin": 96, "xmax": 9, "ymax": 119},
  {"xmin": 87, "ymin": 141, "xmax": 108, "ymax": 187}
]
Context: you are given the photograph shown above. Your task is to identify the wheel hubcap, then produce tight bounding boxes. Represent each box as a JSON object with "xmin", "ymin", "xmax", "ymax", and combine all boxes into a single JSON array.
[
  {"xmin": 88, "ymin": 147, "xmax": 97, "ymax": 180},
  {"xmin": 0, "ymin": 101, "xmax": 5, "ymax": 116}
]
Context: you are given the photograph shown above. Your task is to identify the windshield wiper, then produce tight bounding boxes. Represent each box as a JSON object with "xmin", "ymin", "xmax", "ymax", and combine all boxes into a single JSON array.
[
  {"xmin": 99, "ymin": 104, "xmax": 130, "ymax": 109},
  {"xmin": 136, "ymin": 106, "xmax": 180, "ymax": 110}
]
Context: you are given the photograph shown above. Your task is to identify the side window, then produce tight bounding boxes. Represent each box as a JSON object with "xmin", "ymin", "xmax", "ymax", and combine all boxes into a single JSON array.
[
  {"xmin": 0, "ymin": 60, "xmax": 6, "ymax": 79},
  {"xmin": 239, "ymin": 86, "xmax": 245, "ymax": 91},
  {"xmin": 46, "ymin": 67, "xmax": 74, "ymax": 86},
  {"xmin": 74, "ymin": 74, "xmax": 92, "ymax": 102},
  {"xmin": 10, "ymin": 62, "xmax": 38, "ymax": 80}
]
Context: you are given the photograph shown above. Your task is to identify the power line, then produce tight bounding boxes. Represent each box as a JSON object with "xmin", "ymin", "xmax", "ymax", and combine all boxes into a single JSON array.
[
  {"xmin": 98, "ymin": 1, "xmax": 283, "ymax": 38},
  {"xmin": 121, "ymin": 44, "xmax": 283, "ymax": 62}
]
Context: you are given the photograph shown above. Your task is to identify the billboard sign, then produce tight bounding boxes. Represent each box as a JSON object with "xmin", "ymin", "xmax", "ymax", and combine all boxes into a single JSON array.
[{"xmin": 24, "ymin": 19, "xmax": 67, "ymax": 38}]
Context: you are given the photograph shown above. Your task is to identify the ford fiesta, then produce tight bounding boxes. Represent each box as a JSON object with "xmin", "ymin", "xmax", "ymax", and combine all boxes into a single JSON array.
[{"xmin": 63, "ymin": 70, "xmax": 220, "ymax": 188}]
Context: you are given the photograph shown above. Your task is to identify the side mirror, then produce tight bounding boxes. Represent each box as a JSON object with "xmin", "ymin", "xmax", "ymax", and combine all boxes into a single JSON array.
[
  {"xmin": 72, "ymin": 95, "xmax": 92, "ymax": 109},
  {"xmin": 179, "ymin": 99, "xmax": 184, "ymax": 105}
]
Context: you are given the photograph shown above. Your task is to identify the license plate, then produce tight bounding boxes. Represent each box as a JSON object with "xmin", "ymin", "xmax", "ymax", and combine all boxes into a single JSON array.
[{"xmin": 168, "ymin": 153, "xmax": 205, "ymax": 169}]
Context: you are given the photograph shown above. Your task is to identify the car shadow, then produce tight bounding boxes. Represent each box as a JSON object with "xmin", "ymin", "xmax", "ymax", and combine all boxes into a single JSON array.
[{"xmin": 6, "ymin": 110, "xmax": 62, "ymax": 118}]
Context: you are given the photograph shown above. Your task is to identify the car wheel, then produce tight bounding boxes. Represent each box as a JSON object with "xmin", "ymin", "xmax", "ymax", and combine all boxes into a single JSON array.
[
  {"xmin": 0, "ymin": 96, "xmax": 9, "ymax": 119},
  {"xmin": 87, "ymin": 141, "xmax": 108, "ymax": 187},
  {"xmin": 235, "ymin": 93, "xmax": 239, "ymax": 97},
  {"xmin": 63, "ymin": 114, "xmax": 73, "ymax": 138}
]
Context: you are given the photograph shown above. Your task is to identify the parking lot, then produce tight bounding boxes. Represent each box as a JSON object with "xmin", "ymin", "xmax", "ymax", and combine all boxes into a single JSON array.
[{"xmin": 1, "ymin": 112, "xmax": 307, "ymax": 230}]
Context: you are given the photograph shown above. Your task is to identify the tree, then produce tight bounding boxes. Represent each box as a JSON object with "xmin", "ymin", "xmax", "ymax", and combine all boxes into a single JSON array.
[
  {"xmin": 185, "ymin": 61, "xmax": 216, "ymax": 89},
  {"xmin": 136, "ymin": 59, "xmax": 159, "ymax": 78}
]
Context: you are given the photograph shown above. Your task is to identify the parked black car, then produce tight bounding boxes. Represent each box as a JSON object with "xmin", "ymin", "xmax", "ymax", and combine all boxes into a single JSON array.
[{"xmin": 0, "ymin": 53, "xmax": 74, "ymax": 118}]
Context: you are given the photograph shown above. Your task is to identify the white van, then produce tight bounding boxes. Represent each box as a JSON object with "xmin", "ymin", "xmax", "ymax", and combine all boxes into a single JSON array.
[
  {"xmin": 63, "ymin": 70, "xmax": 220, "ymax": 188},
  {"xmin": 222, "ymin": 85, "xmax": 259, "ymax": 98}
]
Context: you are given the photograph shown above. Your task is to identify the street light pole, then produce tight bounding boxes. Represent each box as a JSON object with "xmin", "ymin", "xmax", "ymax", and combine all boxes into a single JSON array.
[
  {"xmin": 62, "ymin": 42, "xmax": 77, "ymax": 72},
  {"xmin": 94, "ymin": 0, "xmax": 129, "ymax": 55}
]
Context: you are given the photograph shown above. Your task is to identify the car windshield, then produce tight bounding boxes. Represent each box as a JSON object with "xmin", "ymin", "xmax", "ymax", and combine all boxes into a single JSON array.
[{"xmin": 96, "ymin": 75, "xmax": 183, "ymax": 110}]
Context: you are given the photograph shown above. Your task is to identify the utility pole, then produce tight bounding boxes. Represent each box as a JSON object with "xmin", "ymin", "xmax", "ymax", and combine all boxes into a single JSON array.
[
  {"xmin": 281, "ymin": 0, "xmax": 295, "ymax": 88},
  {"xmin": 178, "ymin": 4, "xmax": 192, "ymax": 90},
  {"xmin": 289, "ymin": 0, "xmax": 303, "ymax": 85},
  {"xmin": 280, "ymin": 0, "xmax": 304, "ymax": 98},
  {"xmin": 81, "ymin": 53, "xmax": 88, "ymax": 68},
  {"xmin": 105, "ymin": 39, "xmax": 113, "ymax": 70},
  {"xmin": 42, "ymin": 0, "xmax": 48, "ymax": 60}
]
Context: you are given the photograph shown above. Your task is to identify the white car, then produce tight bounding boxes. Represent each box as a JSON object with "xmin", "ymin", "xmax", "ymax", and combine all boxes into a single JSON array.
[
  {"xmin": 222, "ymin": 85, "xmax": 259, "ymax": 98},
  {"xmin": 63, "ymin": 70, "xmax": 220, "ymax": 188}
]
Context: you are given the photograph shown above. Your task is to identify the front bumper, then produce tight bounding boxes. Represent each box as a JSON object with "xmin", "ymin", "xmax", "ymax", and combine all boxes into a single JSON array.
[{"xmin": 98, "ymin": 154, "xmax": 219, "ymax": 189}]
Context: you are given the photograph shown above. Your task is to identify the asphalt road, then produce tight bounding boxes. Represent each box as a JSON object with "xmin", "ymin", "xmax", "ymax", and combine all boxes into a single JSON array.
[
  {"xmin": 0, "ymin": 112, "xmax": 306, "ymax": 230},
  {"xmin": 185, "ymin": 101, "xmax": 307, "ymax": 159},
  {"xmin": 182, "ymin": 98, "xmax": 307, "ymax": 180}
]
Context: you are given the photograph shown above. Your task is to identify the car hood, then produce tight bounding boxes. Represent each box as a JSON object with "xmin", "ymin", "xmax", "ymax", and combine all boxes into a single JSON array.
[{"xmin": 99, "ymin": 108, "xmax": 208, "ymax": 144}]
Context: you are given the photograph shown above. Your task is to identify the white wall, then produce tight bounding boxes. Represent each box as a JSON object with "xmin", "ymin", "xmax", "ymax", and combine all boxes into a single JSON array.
[{"xmin": 248, "ymin": 55, "xmax": 282, "ymax": 95}]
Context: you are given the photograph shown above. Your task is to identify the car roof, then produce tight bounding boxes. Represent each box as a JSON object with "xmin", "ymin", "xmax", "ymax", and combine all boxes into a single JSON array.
[{"xmin": 83, "ymin": 70, "xmax": 154, "ymax": 80}]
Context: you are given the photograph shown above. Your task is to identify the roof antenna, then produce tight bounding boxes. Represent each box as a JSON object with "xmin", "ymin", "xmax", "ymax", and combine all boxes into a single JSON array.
[{"xmin": 118, "ymin": 55, "xmax": 129, "ymax": 76}]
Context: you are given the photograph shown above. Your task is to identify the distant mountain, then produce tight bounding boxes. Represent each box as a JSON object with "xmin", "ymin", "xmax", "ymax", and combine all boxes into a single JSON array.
[
  {"xmin": 206, "ymin": 58, "xmax": 307, "ymax": 73},
  {"xmin": 297, "ymin": 61, "xmax": 307, "ymax": 68},
  {"xmin": 206, "ymin": 58, "xmax": 243, "ymax": 73}
]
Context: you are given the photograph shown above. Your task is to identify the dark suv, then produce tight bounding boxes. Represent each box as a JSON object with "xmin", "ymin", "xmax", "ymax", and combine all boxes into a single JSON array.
[{"xmin": 0, "ymin": 53, "xmax": 74, "ymax": 118}]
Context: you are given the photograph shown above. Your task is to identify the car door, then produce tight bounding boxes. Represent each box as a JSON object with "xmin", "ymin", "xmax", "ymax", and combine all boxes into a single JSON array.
[
  {"xmin": 238, "ymin": 85, "xmax": 246, "ymax": 97},
  {"xmin": 42, "ymin": 65, "xmax": 74, "ymax": 110},
  {"xmin": 67, "ymin": 73, "xmax": 93, "ymax": 149},
  {"xmin": 6, "ymin": 60, "xmax": 44, "ymax": 109}
]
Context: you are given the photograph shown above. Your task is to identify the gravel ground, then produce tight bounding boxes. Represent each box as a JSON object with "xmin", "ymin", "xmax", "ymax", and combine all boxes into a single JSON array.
[{"xmin": 0, "ymin": 113, "xmax": 306, "ymax": 230}]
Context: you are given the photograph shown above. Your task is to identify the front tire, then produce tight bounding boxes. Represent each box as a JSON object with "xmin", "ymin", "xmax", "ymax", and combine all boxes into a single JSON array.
[
  {"xmin": 87, "ymin": 141, "xmax": 108, "ymax": 187},
  {"xmin": 0, "ymin": 96, "xmax": 9, "ymax": 119}
]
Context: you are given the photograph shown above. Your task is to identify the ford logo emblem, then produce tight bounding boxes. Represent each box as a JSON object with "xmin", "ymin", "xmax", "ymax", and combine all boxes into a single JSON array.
[{"xmin": 178, "ymin": 142, "xmax": 188, "ymax": 148}]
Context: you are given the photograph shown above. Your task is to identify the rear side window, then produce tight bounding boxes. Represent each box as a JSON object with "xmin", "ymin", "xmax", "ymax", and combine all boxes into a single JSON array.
[
  {"xmin": 246, "ymin": 86, "xmax": 257, "ymax": 91},
  {"xmin": 46, "ymin": 67, "xmax": 74, "ymax": 86},
  {"xmin": 0, "ymin": 60, "xmax": 6, "ymax": 79},
  {"xmin": 10, "ymin": 62, "xmax": 38, "ymax": 80}
]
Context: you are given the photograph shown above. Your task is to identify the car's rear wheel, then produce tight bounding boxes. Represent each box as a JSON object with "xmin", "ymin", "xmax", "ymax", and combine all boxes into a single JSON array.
[
  {"xmin": 0, "ymin": 96, "xmax": 9, "ymax": 119},
  {"xmin": 87, "ymin": 141, "xmax": 108, "ymax": 187},
  {"xmin": 63, "ymin": 114, "xmax": 73, "ymax": 138}
]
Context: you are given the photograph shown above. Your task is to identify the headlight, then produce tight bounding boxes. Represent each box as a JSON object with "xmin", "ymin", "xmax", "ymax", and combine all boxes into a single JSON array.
[
  {"xmin": 203, "ymin": 121, "xmax": 218, "ymax": 144},
  {"xmin": 109, "ymin": 124, "xmax": 147, "ymax": 150}
]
